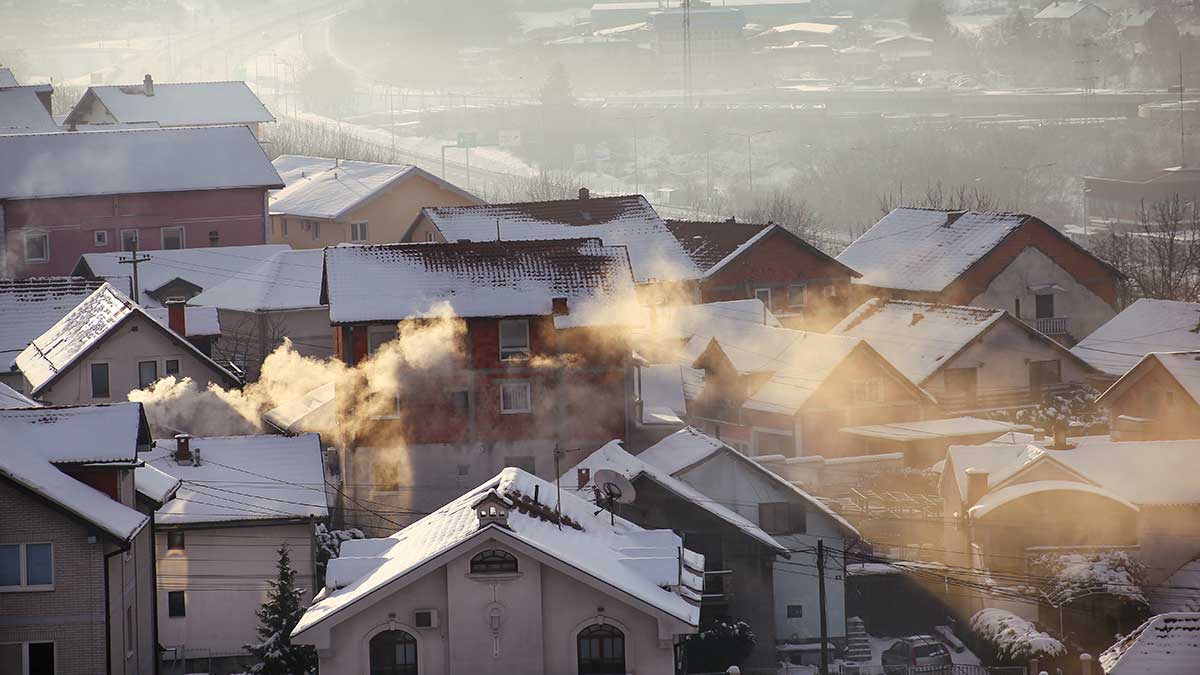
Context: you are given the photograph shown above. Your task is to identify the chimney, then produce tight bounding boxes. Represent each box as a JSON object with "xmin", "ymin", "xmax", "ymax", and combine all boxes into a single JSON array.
[
  {"xmin": 578, "ymin": 187, "xmax": 590, "ymax": 200},
  {"xmin": 1050, "ymin": 422, "xmax": 1073, "ymax": 450},
  {"xmin": 166, "ymin": 299, "xmax": 186, "ymax": 337},
  {"xmin": 192, "ymin": 447, "xmax": 201, "ymax": 467},
  {"xmin": 944, "ymin": 210, "xmax": 966, "ymax": 227},
  {"xmin": 577, "ymin": 467, "xmax": 591, "ymax": 490},
  {"xmin": 965, "ymin": 468, "xmax": 989, "ymax": 510},
  {"xmin": 174, "ymin": 434, "xmax": 192, "ymax": 463},
  {"xmin": 552, "ymin": 297, "xmax": 569, "ymax": 316},
  {"xmin": 910, "ymin": 312, "xmax": 925, "ymax": 326},
  {"xmin": 143, "ymin": 74, "xmax": 154, "ymax": 96}
]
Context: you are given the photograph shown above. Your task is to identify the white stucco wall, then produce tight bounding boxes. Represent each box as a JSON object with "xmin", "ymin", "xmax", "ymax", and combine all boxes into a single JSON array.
[{"xmin": 969, "ymin": 246, "xmax": 1116, "ymax": 343}]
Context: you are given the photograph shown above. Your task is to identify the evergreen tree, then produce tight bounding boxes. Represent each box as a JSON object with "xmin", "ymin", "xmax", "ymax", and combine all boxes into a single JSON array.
[{"xmin": 244, "ymin": 544, "xmax": 317, "ymax": 675}]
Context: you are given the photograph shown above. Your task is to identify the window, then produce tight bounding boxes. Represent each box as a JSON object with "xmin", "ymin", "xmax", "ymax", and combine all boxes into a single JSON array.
[
  {"xmin": 851, "ymin": 378, "xmax": 883, "ymax": 403},
  {"xmin": 787, "ymin": 283, "xmax": 807, "ymax": 307},
  {"xmin": 368, "ymin": 326, "xmax": 397, "ymax": 354},
  {"xmin": 759, "ymin": 502, "xmax": 807, "ymax": 535},
  {"xmin": 1035, "ymin": 293, "xmax": 1055, "ymax": 319},
  {"xmin": 498, "ymin": 319, "xmax": 530, "ymax": 360},
  {"xmin": 1030, "ymin": 359, "xmax": 1062, "ymax": 391},
  {"xmin": 0, "ymin": 642, "xmax": 54, "ymax": 675},
  {"xmin": 470, "ymin": 549, "xmax": 518, "ymax": 574},
  {"xmin": 90, "ymin": 363, "xmax": 110, "ymax": 399},
  {"xmin": 165, "ymin": 359, "xmax": 180, "ymax": 377},
  {"xmin": 787, "ymin": 604, "xmax": 804, "ymax": 618},
  {"xmin": 281, "ymin": 219, "xmax": 289, "ymax": 236},
  {"xmin": 167, "ymin": 531, "xmax": 185, "ymax": 551},
  {"xmin": 120, "ymin": 229, "xmax": 139, "ymax": 252},
  {"xmin": 302, "ymin": 219, "xmax": 320, "ymax": 240},
  {"xmin": 944, "ymin": 367, "xmax": 978, "ymax": 401},
  {"xmin": 124, "ymin": 605, "xmax": 135, "ymax": 654},
  {"xmin": 161, "ymin": 226, "xmax": 184, "ymax": 250},
  {"xmin": 754, "ymin": 431, "xmax": 793, "ymax": 456},
  {"xmin": 138, "ymin": 361, "xmax": 158, "ymax": 389},
  {"xmin": 24, "ymin": 234, "xmax": 48, "ymax": 263},
  {"xmin": 208, "ymin": 230, "xmax": 220, "ymax": 247},
  {"xmin": 500, "ymin": 382, "xmax": 531, "ymax": 414},
  {"xmin": 351, "ymin": 221, "xmax": 369, "ymax": 242},
  {"xmin": 425, "ymin": 232, "xmax": 435, "ymax": 242},
  {"xmin": 369, "ymin": 630, "xmax": 417, "ymax": 675},
  {"xmin": 754, "ymin": 287, "xmax": 772, "ymax": 307},
  {"xmin": 167, "ymin": 591, "xmax": 186, "ymax": 617},
  {"xmin": 504, "ymin": 455, "xmax": 536, "ymax": 473},
  {"xmin": 823, "ymin": 284, "xmax": 838, "ymax": 298},
  {"xmin": 0, "ymin": 543, "xmax": 53, "ymax": 589},
  {"xmin": 577, "ymin": 624, "xmax": 625, "ymax": 675},
  {"xmin": 94, "ymin": 230, "xmax": 109, "ymax": 247}
]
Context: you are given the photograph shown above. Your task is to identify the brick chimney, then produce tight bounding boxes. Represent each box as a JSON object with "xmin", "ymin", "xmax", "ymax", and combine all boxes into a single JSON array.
[
  {"xmin": 1049, "ymin": 422, "xmax": 1074, "ymax": 450},
  {"xmin": 144, "ymin": 73, "xmax": 155, "ymax": 96},
  {"xmin": 965, "ymin": 468, "xmax": 989, "ymax": 510},
  {"xmin": 578, "ymin": 187, "xmax": 590, "ymax": 200},
  {"xmin": 174, "ymin": 433, "xmax": 192, "ymax": 463},
  {"xmin": 166, "ymin": 299, "xmax": 186, "ymax": 336},
  {"xmin": 577, "ymin": 467, "xmax": 591, "ymax": 490}
]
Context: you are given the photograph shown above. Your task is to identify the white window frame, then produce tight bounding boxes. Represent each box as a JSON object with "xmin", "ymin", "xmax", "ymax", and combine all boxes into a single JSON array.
[
  {"xmin": 0, "ymin": 542, "xmax": 54, "ymax": 592},
  {"xmin": 500, "ymin": 381, "xmax": 532, "ymax": 415},
  {"xmin": 498, "ymin": 319, "xmax": 531, "ymax": 360},
  {"xmin": 0, "ymin": 641, "xmax": 56, "ymax": 675},
  {"xmin": 166, "ymin": 590, "xmax": 186, "ymax": 618},
  {"xmin": 753, "ymin": 287, "xmax": 772, "ymax": 306},
  {"xmin": 23, "ymin": 233, "xmax": 48, "ymax": 263},
  {"xmin": 787, "ymin": 283, "xmax": 807, "ymax": 307},
  {"xmin": 89, "ymin": 361, "xmax": 111, "ymax": 399},
  {"xmin": 425, "ymin": 232, "xmax": 435, "ymax": 242},
  {"xmin": 138, "ymin": 360, "xmax": 159, "ymax": 389},
  {"xmin": 165, "ymin": 359, "xmax": 181, "ymax": 377},
  {"xmin": 94, "ymin": 230, "xmax": 109, "ymax": 247},
  {"xmin": 161, "ymin": 226, "xmax": 185, "ymax": 250},
  {"xmin": 350, "ymin": 220, "xmax": 369, "ymax": 242}
]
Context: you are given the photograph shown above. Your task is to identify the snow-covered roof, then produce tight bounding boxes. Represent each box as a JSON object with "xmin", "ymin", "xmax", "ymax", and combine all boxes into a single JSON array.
[
  {"xmin": 14, "ymin": 284, "xmax": 236, "ymax": 395},
  {"xmin": 0, "ymin": 68, "xmax": 18, "ymax": 87},
  {"xmin": 0, "ymin": 277, "xmax": 104, "ymax": 362},
  {"xmin": 321, "ymin": 238, "xmax": 637, "ymax": 323},
  {"xmin": 639, "ymin": 364, "xmax": 687, "ymax": 424},
  {"xmin": 832, "ymin": 298, "xmax": 1006, "ymax": 384},
  {"xmin": 262, "ymin": 382, "xmax": 336, "ymax": 434},
  {"xmin": 269, "ymin": 155, "xmax": 479, "ymax": 220},
  {"xmin": 649, "ymin": 299, "xmax": 781, "ymax": 344},
  {"xmin": 0, "ymin": 402, "xmax": 150, "ymax": 464},
  {"xmin": 67, "ymin": 80, "xmax": 274, "ymax": 127},
  {"xmin": 76, "ymin": 244, "xmax": 291, "ymax": 307},
  {"xmin": 1098, "ymin": 351, "xmax": 1200, "ymax": 409},
  {"xmin": 1152, "ymin": 559, "xmax": 1200, "ymax": 614},
  {"xmin": 0, "ymin": 86, "xmax": 58, "ymax": 133},
  {"xmin": 134, "ymin": 463, "xmax": 181, "ymax": 506},
  {"xmin": 840, "ymin": 417, "xmax": 1029, "ymax": 443},
  {"xmin": 874, "ymin": 34, "xmax": 934, "ymax": 46},
  {"xmin": 969, "ymin": 480, "xmax": 1138, "ymax": 519},
  {"xmin": 189, "ymin": 248, "xmax": 324, "ymax": 312},
  {"xmin": 0, "ymin": 382, "xmax": 37, "ymax": 409},
  {"xmin": 836, "ymin": 208, "xmax": 1031, "ymax": 293},
  {"xmin": 567, "ymin": 440, "xmax": 786, "ymax": 553},
  {"xmin": 145, "ymin": 306, "xmax": 221, "ymax": 337},
  {"xmin": 943, "ymin": 440, "xmax": 1046, "ymax": 502},
  {"xmin": 1034, "ymin": 1, "xmax": 1106, "ymax": 20},
  {"xmin": 1071, "ymin": 299, "xmax": 1200, "ymax": 376},
  {"xmin": 143, "ymin": 433, "xmax": 328, "ymax": 526},
  {"xmin": 638, "ymin": 427, "xmax": 860, "ymax": 538},
  {"xmin": 1100, "ymin": 613, "xmax": 1200, "ymax": 674},
  {"xmin": 0, "ymin": 126, "xmax": 283, "ymax": 201},
  {"xmin": 293, "ymin": 467, "xmax": 703, "ymax": 637},
  {"xmin": 417, "ymin": 195, "xmax": 700, "ymax": 283},
  {"xmin": 0, "ymin": 444, "xmax": 148, "ymax": 542},
  {"xmin": 664, "ymin": 220, "xmax": 856, "ymax": 280}
]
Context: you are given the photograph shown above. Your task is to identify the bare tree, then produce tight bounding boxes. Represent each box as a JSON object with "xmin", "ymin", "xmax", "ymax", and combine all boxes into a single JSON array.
[
  {"xmin": 734, "ymin": 188, "xmax": 824, "ymax": 240},
  {"xmin": 212, "ymin": 312, "xmax": 292, "ymax": 383},
  {"xmin": 878, "ymin": 180, "xmax": 1003, "ymax": 215},
  {"xmin": 1089, "ymin": 197, "xmax": 1200, "ymax": 303}
]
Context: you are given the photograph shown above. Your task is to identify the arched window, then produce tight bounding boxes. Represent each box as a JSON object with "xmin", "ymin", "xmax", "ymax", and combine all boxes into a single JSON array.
[
  {"xmin": 369, "ymin": 630, "xmax": 417, "ymax": 675},
  {"xmin": 470, "ymin": 549, "xmax": 518, "ymax": 574},
  {"xmin": 577, "ymin": 623, "xmax": 626, "ymax": 675}
]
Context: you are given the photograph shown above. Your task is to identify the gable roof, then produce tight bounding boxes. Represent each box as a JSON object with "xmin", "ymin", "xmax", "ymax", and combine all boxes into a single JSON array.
[
  {"xmin": 1100, "ymin": 613, "xmax": 1200, "ymax": 674},
  {"xmin": 14, "ymin": 284, "xmax": 237, "ymax": 395},
  {"xmin": 567, "ymin": 439, "xmax": 787, "ymax": 554},
  {"xmin": 293, "ymin": 467, "xmax": 703, "ymax": 638},
  {"xmin": 133, "ymin": 463, "xmax": 181, "ymax": 507},
  {"xmin": 189, "ymin": 248, "xmax": 325, "ymax": 312},
  {"xmin": 1071, "ymin": 299, "xmax": 1200, "ymax": 376},
  {"xmin": 145, "ymin": 305, "xmax": 221, "ymax": 337},
  {"xmin": 415, "ymin": 195, "xmax": 700, "ymax": 283},
  {"xmin": 0, "ymin": 126, "xmax": 283, "ymax": 201},
  {"xmin": 0, "ymin": 68, "xmax": 18, "ymax": 87},
  {"xmin": 321, "ymin": 238, "xmax": 637, "ymax": 324},
  {"xmin": 0, "ymin": 86, "xmax": 58, "ymax": 133},
  {"xmin": 637, "ymin": 426, "xmax": 860, "ymax": 538},
  {"xmin": 75, "ymin": 244, "xmax": 291, "ymax": 307},
  {"xmin": 1034, "ymin": 1, "xmax": 1107, "ymax": 20},
  {"xmin": 665, "ymin": 220, "xmax": 858, "ymax": 280},
  {"xmin": 0, "ymin": 382, "xmax": 37, "ymax": 409},
  {"xmin": 0, "ymin": 277, "xmax": 104, "ymax": 362},
  {"xmin": 0, "ymin": 401, "xmax": 150, "ymax": 463},
  {"xmin": 142, "ymin": 433, "xmax": 328, "ymax": 526},
  {"xmin": 1097, "ymin": 351, "xmax": 1200, "ymax": 408},
  {"xmin": 269, "ymin": 155, "xmax": 480, "ymax": 220},
  {"xmin": 942, "ymin": 439, "xmax": 1049, "ymax": 502},
  {"xmin": 66, "ymin": 80, "xmax": 274, "ymax": 127}
]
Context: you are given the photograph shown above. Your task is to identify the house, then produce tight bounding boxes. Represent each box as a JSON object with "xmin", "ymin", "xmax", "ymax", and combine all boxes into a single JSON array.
[
  {"xmin": 650, "ymin": 7, "xmax": 747, "ymax": 78},
  {"xmin": 268, "ymin": 155, "xmax": 481, "ymax": 249},
  {"xmin": 566, "ymin": 439, "xmax": 789, "ymax": 670},
  {"xmin": 1083, "ymin": 167, "xmax": 1200, "ymax": 230},
  {"xmin": 139, "ymin": 433, "xmax": 328, "ymax": 674},
  {"xmin": 0, "ymin": 276, "xmax": 103, "ymax": 390},
  {"xmin": 831, "ymin": 299, "xmax": 1099, "ymax": 413},
  {"xmin": 74, "ymin": 243, "xmax": 290, "ymax": 307},
  {"xmin": 751, "ymin": 22, "xmax": 841, "ymax": 47},
  {"xmin": 1096, "ymin": 351, "xmax": 1200, "ymax": 441},
  {"xmin": 633, "ymin": 427, "xmax": 862, "ymax": 657},
  {"xmin": 836, "ymin": 208, "xmax": 1126, "ymax": 345},
  {"xmin": 0, "ymin": 402, "xmax": 158, "ymax": 674},
  {"xmin": 290, "ymin": 467, "xmax": 702, "ymax": 675},
  {"xmin": 0, "ymin": 84, "xmax": 58, "ymax": 133},
  {"xmin": 188, "ymin": 248, "xmax": 329, "ymax": 379},
  {"xmin": 1100, "ymin": 613, "xmax": 1200, "ymax": 675},
  {"xmin": 872, "ymin": 35, "xmax": 934, "ymax": 63},
  {"xmin": 403, "ymin": 190, "xmax": 702, "ymax": 293},
  {"xmin": 0, "ymin": 126, "xmax": 284, "ymax": 278},
  {"xmin": 836, "ymin": 417, "xmax": 1031, "ymax": 468},
  {"xmin": 1032, "ymin": 2, "xmax": 1111, "ymax": 38},
  {"xmin": 321, "ymin": 238, "xmax": 638, "ymax": 529},
  {"xmin": 145, "ymin": 303, "xmax": 222, "ymax": 356},
  {"xmin": 1071, "ymin": 298, "xmax": 1200, "ymax": 380},
  {"xmin": 12, "ymin": 283, "xmax": 239, "ymax": 405},
  {"xmin": 665, "ymin": 220, "xmax": 860, "ymax": 330},
  {"xmin": 64, "ymin": 76, "xmax": 274, "ymax": 135}
]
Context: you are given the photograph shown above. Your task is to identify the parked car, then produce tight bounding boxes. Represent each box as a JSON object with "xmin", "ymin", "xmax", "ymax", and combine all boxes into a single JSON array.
[{"xmin": 881, "ymin": 635, "xmax": 952, "ymax": 674}]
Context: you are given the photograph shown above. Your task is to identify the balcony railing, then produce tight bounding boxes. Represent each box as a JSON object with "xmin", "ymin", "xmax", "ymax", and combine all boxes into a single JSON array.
[{"xmin": 1026, "ymin": 316, "xmax": 1071, "ymax": 336}]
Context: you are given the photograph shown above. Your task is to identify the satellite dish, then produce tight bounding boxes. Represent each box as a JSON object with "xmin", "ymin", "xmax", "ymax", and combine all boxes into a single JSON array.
[{"xmin": 592, "ymin": 469, "xmax": 637, "ymax": 504}]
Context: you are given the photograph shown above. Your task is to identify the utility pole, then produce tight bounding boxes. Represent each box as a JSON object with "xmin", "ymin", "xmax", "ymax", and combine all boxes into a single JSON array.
[
  {"xmin": 118, "ymin": 243, "xmax": 151, "ymax": 302},
  {"xmin": 1180, "ymin": 50, "xmax": 1187, "ymax": 168},
  {"xmin": 817, "ymin": 539, "xmax": 829, "ymax": 675},
  {"xmin": 728, "ymin": 129, "xmax": 773, "ymax": 195},
  {"xmin": 617, "ymin": 114, "xmax": 655, "ymax": 195},
  {"xmin": 682, "ymin": 0, "xmax": 693, "ymax": 109}
]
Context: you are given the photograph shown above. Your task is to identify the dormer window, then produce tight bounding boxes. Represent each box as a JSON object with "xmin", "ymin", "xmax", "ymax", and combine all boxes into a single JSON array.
[
  {"xmin": 473, "ymin": 492, "xmax": 510, "ymax": 528},
  {"xmin": 470, "ymin": 549, "xmax": 518, "ymax": 574}
]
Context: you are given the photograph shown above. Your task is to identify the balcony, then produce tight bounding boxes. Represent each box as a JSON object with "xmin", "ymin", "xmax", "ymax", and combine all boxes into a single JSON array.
[{"xmin": 1026, "ymin": 316, "xmax": 1071, "ymax": 336}]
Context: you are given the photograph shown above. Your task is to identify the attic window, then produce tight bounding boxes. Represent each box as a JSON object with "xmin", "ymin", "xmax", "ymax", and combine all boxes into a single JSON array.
[
  {"xmin": 470, "ymin": 549, "xmax": 518, "ymax": 574},
  {"xmin": 499, "ymin": 320, "xmax": 530, "ymax": 360}
]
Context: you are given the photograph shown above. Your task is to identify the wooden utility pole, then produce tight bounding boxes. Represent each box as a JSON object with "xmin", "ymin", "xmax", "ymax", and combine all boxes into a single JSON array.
[
  {"xmin": 817, "ymin": 539, "xmax": 829, "ymax": 675},
  {"xmin": 118, "ymin": 242, "xmax": 151, "ymax": 302}
]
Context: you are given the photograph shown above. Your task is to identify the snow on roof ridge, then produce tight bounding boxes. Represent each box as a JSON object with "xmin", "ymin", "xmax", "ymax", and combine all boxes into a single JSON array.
[{"xmin": 1099, "ymin": 612, "xmax": 1200, "ymax": 674}]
